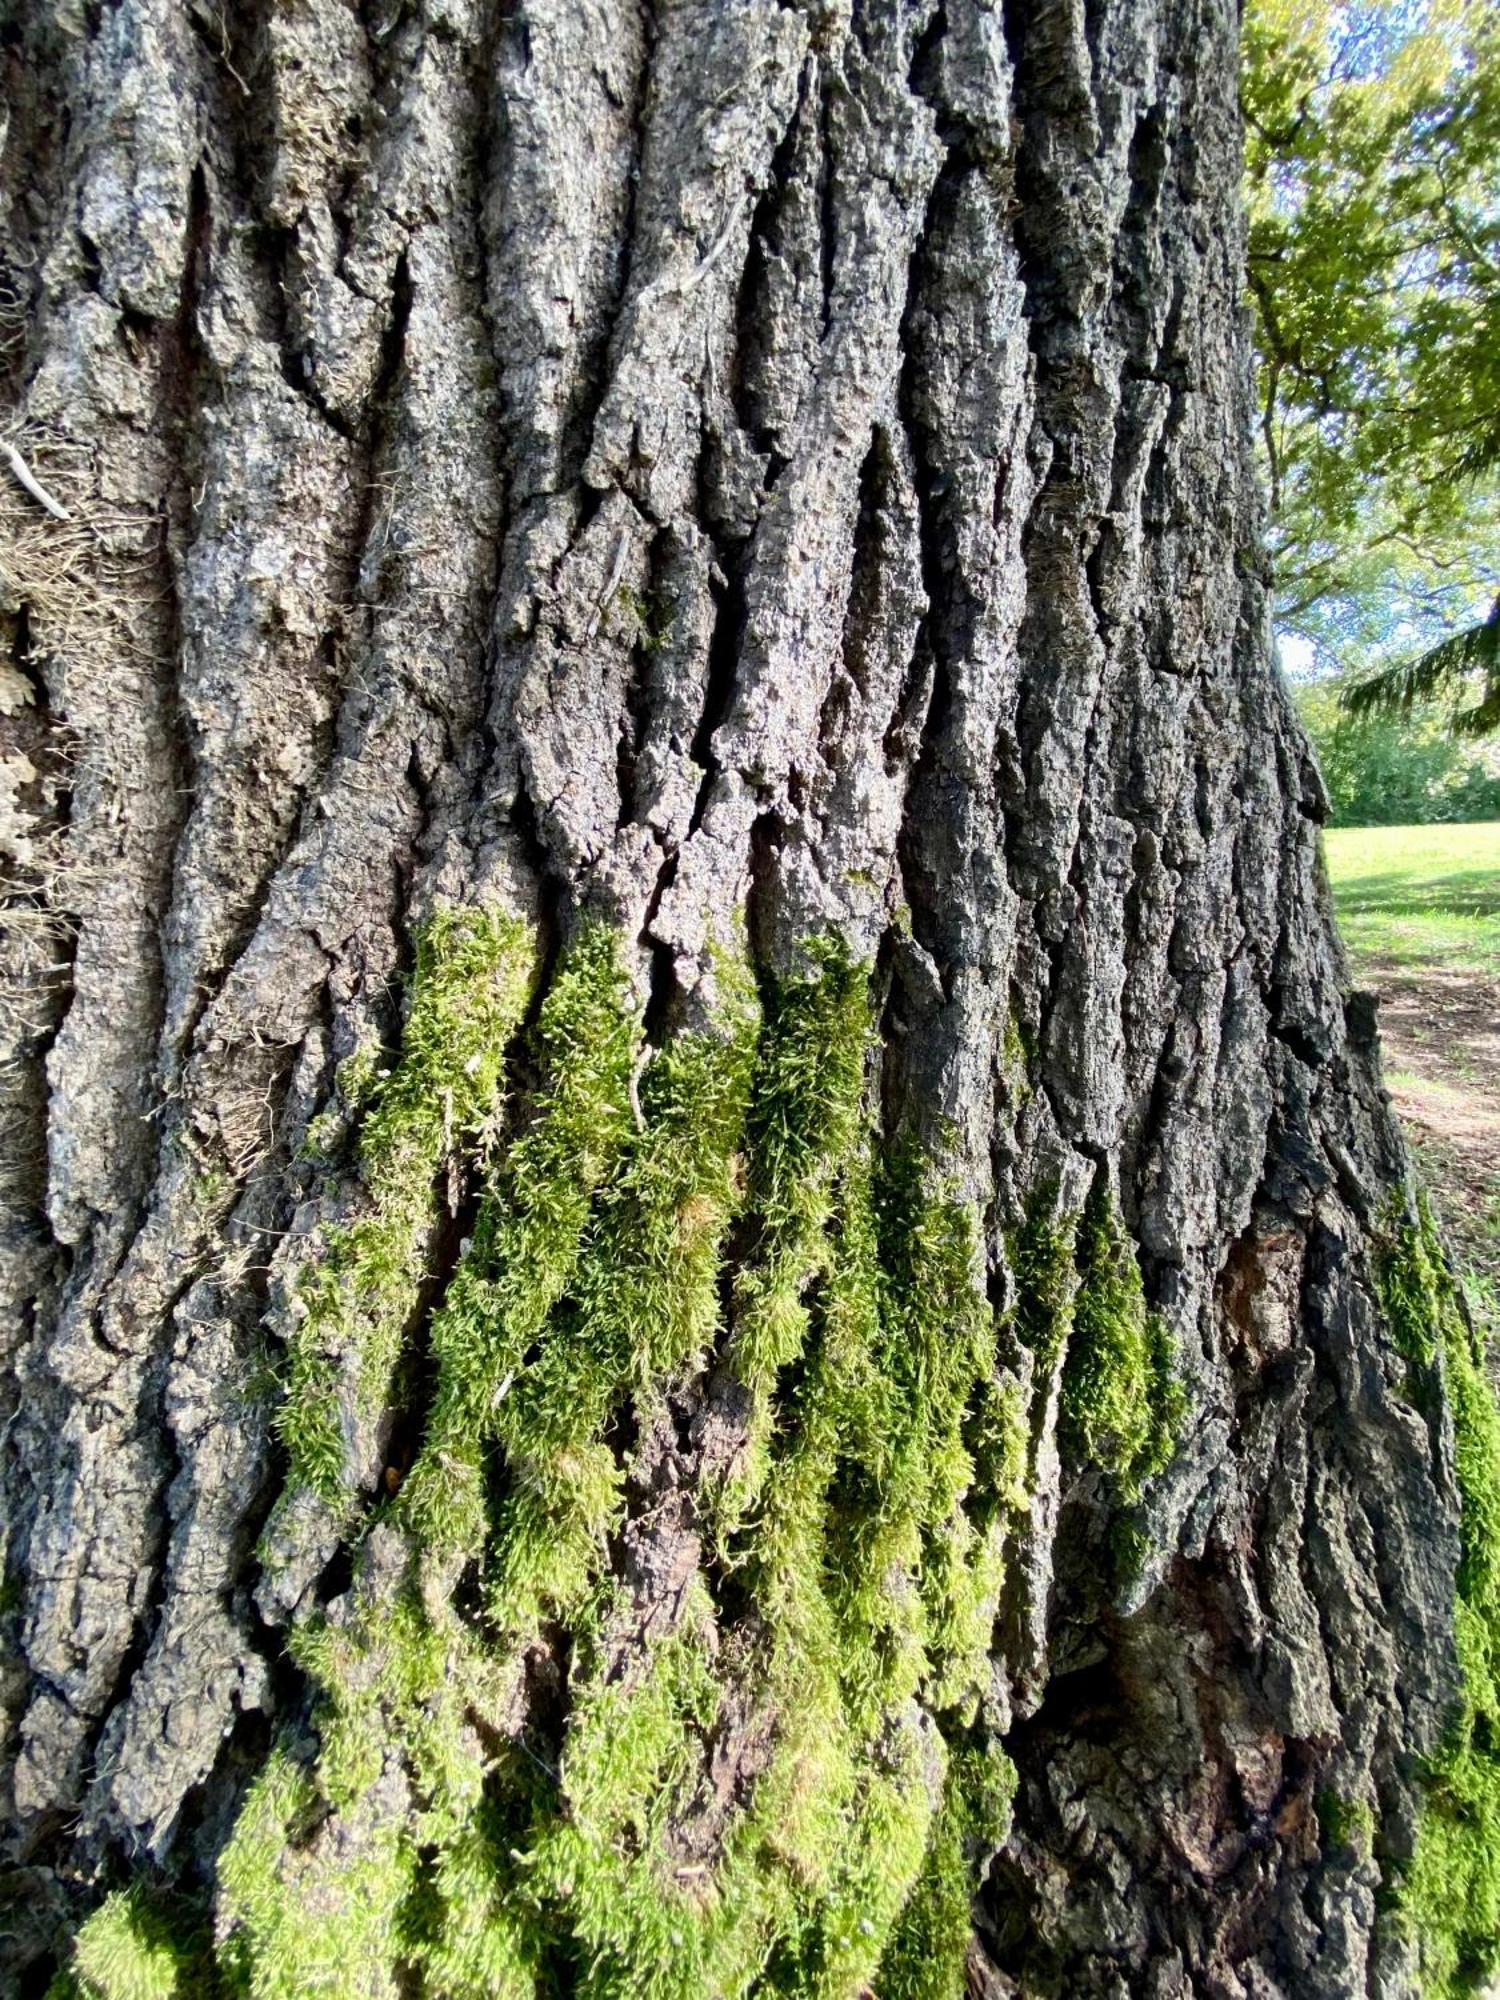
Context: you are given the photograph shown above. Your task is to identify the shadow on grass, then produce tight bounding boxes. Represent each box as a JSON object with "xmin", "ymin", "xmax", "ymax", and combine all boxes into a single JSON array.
[{"xmin": 1333, "ymin": 869, "xmax": 1500, "ymax": 919}]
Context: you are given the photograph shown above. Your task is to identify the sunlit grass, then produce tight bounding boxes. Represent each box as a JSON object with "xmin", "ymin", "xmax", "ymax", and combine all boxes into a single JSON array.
[{"xmin": 1324, "ymin": 821, "xmax": 1500, "ymax": 977}]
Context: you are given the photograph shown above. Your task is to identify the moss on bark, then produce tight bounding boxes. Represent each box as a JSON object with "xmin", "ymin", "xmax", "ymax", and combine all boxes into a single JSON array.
[
  {"xmin": 274, "ymin": 904, "xmax": 539, "ymax": 1512},
  {"xmin": 52, "ymin": 926, "xmax": 1049, "ymax": 1998},
  {"xmin": 1377, "ymin": 1200, "xmax": 1500, "ymax": 1998},
  {"xmin": 49, "ymin": 911, "xmax": 1217, "ymax": 1998}
]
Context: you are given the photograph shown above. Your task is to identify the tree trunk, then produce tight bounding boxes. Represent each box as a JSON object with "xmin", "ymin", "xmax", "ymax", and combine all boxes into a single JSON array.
[{"xmin": 0, "ymin": 1, "xmax": 1480, "ymax": 1996}]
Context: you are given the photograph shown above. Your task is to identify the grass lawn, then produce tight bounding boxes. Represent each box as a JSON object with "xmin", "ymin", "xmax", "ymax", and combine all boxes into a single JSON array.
[
  {"xmin": 1323, "ymin": 820, "xmax": 1500, "ymax": 1305},
  {"xmin": 1324, "ymin": 821, "xmax": 1500, "ymax": 978}
]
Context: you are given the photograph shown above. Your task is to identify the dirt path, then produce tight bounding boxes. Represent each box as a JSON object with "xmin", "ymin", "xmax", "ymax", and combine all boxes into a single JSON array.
[{"xmin": 1368, "ymin": 963, "xmax": 1500, "ymax": 1295}]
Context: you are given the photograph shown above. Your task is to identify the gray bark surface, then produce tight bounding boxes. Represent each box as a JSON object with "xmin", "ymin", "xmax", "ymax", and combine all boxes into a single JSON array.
[{"xmin": 0, "ymin": 0, "xmax": 1458, "ymax": 1992}]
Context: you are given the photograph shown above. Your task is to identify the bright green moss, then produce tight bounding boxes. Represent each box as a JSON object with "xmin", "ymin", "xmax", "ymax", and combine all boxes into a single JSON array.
[
  {"xmin": 877, "ymin": 1741, "xmax": 1017, "ymax": 2000},
  {"xmin": 285, "ymin": 1584, "xmax": 510, "ymax": 1819},
  {"xmin": 1008, "ymin": 1181, "xmax": 1078, "ymax": 1371},
  {"xmin": 49, "ymin": 1888, "xmax": 196, "ymax": 2000},
  {"xmin": 1377, "ymin": 1199, "xmax": 1500, "ymax": 1997},
  {"xmin": 217, "ymin": 1746, "xmax": 416, "ymax": 2000},
  {"xmin": 112, "ymin": 930, "xmax": 1034, "ymax": 1999},
  {"xmin": 400, "ymin": 919, "xmax": 641, "ymax": 1567},
  {"xmin": 522, "ymin": 1583, "xmax": 737, "ymax": 1999},
  {"xmin": 1009, "ymin": 1174, "xmax": 1183, "ymax": 1512},
  {"xmin": 687, "ymin": 1070, "xmax": 1022, "ymax": 1993},
  {"xmin": 1064, "ymin": 1176, "xmax": 1185, "ymax": 1502},
  {"xmin": 403, "ymin": 1808, "xmax": 545, "ymax": 2000},
  {"xmin": 871, "ymin": 1145, "xmax": 1024, "ymax": 1713},
  {"xmin": 1379, "ymin": 1193, "xmax": 1450, "ymax": 1370},
  {"xmin": 719, "ymin": 938, "xmax": 872, "ymax": 1530},
  {"xmin": 483, "ymin": 958, "xmax": 760, "ymax": 1634},
  {"xmin": 275, "ymin": 903, "xmax": 538, "ymax": 1508},
  {"xmin": 221, "ymin": 927, "xmax": 767, "ymax": 1996},
  {"xmin": 221, "ymin": 1594, "xmax": 529, "ymax": 1998},
  {"xmin": 488, "ymin": 949, "xmax": 1023, "ymax": 1999},
  {"xmin": 1318, "ymin": 1788, "xmax": 1376, "ymax": 1861}
]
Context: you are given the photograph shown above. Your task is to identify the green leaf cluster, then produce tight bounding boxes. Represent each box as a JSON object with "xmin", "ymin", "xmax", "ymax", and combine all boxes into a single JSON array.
[
  {"xmin": 1293, "ymin": 679, "xmax": 1500, "ymax": 824},
  {"xmin": 1242, "ymin": 0, "xmax": 1500, "ymax": 721}
]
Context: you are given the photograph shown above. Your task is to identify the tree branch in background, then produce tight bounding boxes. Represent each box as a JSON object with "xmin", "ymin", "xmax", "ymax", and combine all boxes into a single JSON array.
[
  {"xmin": 1242, "ymin": 0, "xmax": 1499, "ymax": 730},
  {"xmin": 1342, "ymin": 597, "xmax": 1500, "ymax": 738}
]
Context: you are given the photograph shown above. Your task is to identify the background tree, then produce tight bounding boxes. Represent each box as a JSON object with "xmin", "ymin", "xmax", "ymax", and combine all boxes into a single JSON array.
[
  {"xmin": 1294, "ymin": 679, "xmax": 1500, "ymax": 824},
  {"xmin": 1342, "ymin": 595, "xmax": 1500, "ymax": 739},
  {"xmin": 1242, "ymin": 0, "xmax": 1500, "ymax": 732},
  {"xmin": 0, "ymin": 2, "xmax": 1495, "ymax": 1997}
]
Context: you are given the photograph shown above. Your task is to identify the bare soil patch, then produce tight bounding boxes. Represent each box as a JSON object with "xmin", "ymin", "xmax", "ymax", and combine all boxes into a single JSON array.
[{"xmin": 1366, "ymin": 961, "xmax": 1500, "ymax": 1292}]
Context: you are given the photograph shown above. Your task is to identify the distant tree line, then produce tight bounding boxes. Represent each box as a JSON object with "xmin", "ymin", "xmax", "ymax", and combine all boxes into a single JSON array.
[{"xmin": 1294, "ymin": 681, "xmax": 1500, "ymax": 826}]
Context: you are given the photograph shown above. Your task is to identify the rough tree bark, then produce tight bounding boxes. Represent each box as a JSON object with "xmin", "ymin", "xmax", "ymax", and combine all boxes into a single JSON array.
[{"xmin": 0, "ymin": 1, "xmax": 1484, "ymax": 1996}]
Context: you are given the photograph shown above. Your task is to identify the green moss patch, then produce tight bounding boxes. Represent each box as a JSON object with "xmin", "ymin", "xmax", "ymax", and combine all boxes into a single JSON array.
[
  {"xmin": 275, "ymin": 903, "xmax": 538, "ymax": 1509},
  {"xmin": 1317, "ymin": 1788, "xmax": 1376, "ymax": 1862},
  {"xmin": 60, "ymin": 931, "xmax": 1042, "ymax": 1999},
  {"xmin": 1008, "ymin": 1180, "xmax": 1077, "ymax": 1374},
  {"xmin": 878, "ymin": 1741, "xmax": 1018, "ymax": 2000},
  {"xmin": 1010, "ymin": 1172, "xmax": 1184, "ymax": 1511},
  {"xmin": 1064, "ymin": 1176, "xmax": 1186, "ymax": 1504},
  {"xmin": 46, "ymin": 1888, "xmax": 200, "ymax": 2000},
  {"xmin": 1377, "ymin": 1198, "xmax": 1500, "ymax": 1997},
  {"xmin": 399, "ymin": 918, "xmax": 647, "ymax": 1580}
]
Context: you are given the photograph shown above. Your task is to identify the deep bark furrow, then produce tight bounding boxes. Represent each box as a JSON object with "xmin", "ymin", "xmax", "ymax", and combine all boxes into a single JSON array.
[
  {"xmin": 162, "ymin": 17, "xmax": 519, "ymax": 1636},
  {"xmin": 2, "ymin": 0, "xmax": 219, "ymax": 1843},
  {"xmin": 1, "ymin": 0, "xmax": 532, "ymax": 1861}
]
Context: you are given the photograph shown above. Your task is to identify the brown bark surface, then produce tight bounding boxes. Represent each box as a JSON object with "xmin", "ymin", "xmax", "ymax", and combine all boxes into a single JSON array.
[{"xmin": 0, "ymin": 0, "xmax": 1458, "ymax": 1993}]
